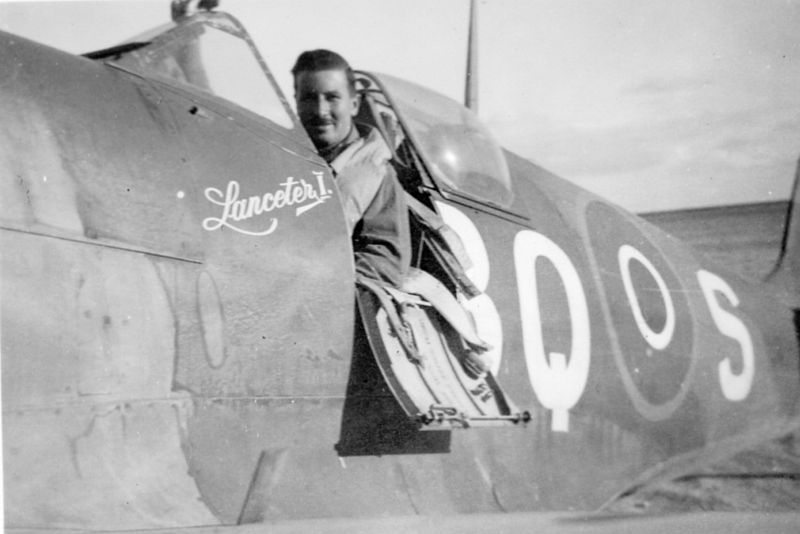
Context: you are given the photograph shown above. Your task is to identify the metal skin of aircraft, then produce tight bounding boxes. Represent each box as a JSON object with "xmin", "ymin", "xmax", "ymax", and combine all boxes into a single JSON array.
[{"xmin": 2, "ymin": 6, "xmax": 800, "ymax": 533}]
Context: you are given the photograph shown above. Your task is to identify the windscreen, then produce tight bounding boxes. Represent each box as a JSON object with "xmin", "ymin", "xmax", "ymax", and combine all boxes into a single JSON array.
[
  {"xmin": 376, "ymin": 73, "xmax": 513, "ymax": 208},
  {"xmin": 113, "ymin": 14, "xmax": 295, "ymax": 130}
]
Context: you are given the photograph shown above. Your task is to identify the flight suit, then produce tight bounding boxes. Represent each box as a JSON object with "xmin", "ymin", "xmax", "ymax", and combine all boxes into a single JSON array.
[{"xmin": 326, "ymin": 124, "xmax": 411, "ymax": 288}]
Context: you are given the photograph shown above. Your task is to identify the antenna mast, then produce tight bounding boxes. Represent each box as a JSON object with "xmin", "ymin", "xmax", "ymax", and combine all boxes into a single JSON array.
[{"xmin": 464, "ymin": 0, "xmax": 479, "ymax": 111}]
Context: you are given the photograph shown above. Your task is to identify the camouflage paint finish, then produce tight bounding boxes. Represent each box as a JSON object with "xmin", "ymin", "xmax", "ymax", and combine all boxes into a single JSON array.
[{"xmin": 1, "ymin": 12, "xmax": 798, "ymax": 531}]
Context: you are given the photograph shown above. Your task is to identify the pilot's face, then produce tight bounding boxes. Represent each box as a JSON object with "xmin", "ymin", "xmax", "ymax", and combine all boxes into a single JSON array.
[{"xmin": 294, "ymin": 69, "xmax": 359, "ymax": 151}]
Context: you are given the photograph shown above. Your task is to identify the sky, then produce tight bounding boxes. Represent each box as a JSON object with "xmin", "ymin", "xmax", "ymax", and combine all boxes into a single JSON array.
[{"xmin": 1, "ymin": 0, "xmax": 798, "ymax": 212}]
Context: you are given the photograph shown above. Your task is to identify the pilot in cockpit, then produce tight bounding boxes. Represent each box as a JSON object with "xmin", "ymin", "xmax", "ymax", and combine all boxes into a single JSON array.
[
  {"xmin": 292, "ymin": 49, "xmax": 411, "ymax": 290},
  {"xmin": 292, "ymin": 49, "xmax": 491, "ymax": 379}
]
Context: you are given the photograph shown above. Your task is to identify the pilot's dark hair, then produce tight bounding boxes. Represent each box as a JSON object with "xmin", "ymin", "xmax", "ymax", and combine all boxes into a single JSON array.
[{"xmin": 291, "ymin": 49, "xmax": 357, "ymax": 95}]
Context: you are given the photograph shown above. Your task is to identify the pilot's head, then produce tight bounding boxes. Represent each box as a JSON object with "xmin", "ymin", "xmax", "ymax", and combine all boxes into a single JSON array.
[{"xmin": 292, "ymin": 49, "xmax": 359, "ymax": 153}]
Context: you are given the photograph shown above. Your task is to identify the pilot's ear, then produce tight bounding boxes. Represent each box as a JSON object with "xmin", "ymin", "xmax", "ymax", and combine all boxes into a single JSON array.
[{"xmin": 349, "ymin": 92, "xmax": 361, "ymax": 117}]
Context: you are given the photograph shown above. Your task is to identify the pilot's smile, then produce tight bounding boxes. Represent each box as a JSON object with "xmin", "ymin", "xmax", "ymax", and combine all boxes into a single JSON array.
[{"xmin": 294, "ymin": 69, "xmax": 359, "ymax": 151}]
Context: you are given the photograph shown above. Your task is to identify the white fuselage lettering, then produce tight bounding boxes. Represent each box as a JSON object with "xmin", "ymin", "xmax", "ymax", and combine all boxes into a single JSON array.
[
  {"xmin": 439, "ymin": 204, "xmax": 757, "ymax": 433},
  {"xmin": 203, "ymin": 172, "xmax": 330, "ymax": 236}
]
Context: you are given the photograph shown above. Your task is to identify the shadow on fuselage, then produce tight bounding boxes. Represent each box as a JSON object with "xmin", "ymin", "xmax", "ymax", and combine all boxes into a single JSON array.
[{"xmin": 336, "ymin": 313, "xmax": 451, "ymax": 456}]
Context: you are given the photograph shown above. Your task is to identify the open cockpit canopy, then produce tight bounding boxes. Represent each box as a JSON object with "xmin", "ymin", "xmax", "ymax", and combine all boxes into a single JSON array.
[{"xmin": 368, "ymin": 73, "xmax": 514, "ymax": 209}]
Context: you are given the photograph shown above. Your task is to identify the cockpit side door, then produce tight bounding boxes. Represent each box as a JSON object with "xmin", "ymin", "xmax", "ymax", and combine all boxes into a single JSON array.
[{"xmin": 349, "ymin": 73, "xmax": 533, "ymax": 428}]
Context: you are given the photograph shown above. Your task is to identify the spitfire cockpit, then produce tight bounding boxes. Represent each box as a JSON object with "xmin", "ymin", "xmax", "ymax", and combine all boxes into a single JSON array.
[
  {"xmin": 83, "ymin": 10, "xmax": 526, "ymax": 429},
  {"xmin": 86, "ymin": 11, "xmax": 515, "ymax": 216}
]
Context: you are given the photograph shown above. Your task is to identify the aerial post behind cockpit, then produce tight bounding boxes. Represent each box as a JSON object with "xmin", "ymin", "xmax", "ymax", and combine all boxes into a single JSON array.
[{"xmin": 464, "ymin": 0, "xmax": 479, "ymax": 112}]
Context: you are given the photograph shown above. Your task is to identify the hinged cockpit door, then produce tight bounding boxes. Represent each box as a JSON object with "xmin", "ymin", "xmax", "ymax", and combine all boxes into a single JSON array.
[{"xmin": 356, "ymin": 281, "xmax": 529, "ymax": 429}]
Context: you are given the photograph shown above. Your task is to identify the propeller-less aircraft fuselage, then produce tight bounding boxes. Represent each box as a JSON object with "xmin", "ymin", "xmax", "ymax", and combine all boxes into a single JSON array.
[{"xmin": 2, "ymin": 5, "xmax": 800, "ymax": 531}]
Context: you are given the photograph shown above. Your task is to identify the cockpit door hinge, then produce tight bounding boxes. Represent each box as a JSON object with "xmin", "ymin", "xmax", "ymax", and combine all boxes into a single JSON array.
[{"xmin": 418, "ymin": 405, "xmax": 531, "ymax": 428}]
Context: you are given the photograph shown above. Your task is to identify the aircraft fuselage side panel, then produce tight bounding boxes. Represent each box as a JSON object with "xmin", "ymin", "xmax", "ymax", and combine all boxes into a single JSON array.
[
  {"xmin": 1, "ymin": 33, "xmax": 218, "ymax": 529},
  {"xmin": 145, "ymin": 83, "xmax": 357, "ymax": 521},
  {"xmin": 504, "ymin": 150, "xmax": 800, "ymax": 472},
  {"xmin": 1, "ymin": 30, "xmax": 356, "ymax": 528}
]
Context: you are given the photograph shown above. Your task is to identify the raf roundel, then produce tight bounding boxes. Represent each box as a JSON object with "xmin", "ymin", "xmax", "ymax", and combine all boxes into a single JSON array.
[{"xmin": 584, "ymin": 202, "xmax": 696, "ymax": 421}]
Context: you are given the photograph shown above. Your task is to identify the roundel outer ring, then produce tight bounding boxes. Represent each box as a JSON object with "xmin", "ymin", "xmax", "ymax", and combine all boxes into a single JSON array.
[{"xmin": 579, "ymin": 200, "xmax": 697, "ymax": 421}]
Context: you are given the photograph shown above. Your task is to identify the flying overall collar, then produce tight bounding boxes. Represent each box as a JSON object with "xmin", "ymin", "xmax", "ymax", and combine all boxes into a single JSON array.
[{"xmin": 319, "ymin": 123, "xmax": 361, "ymax": 165}]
